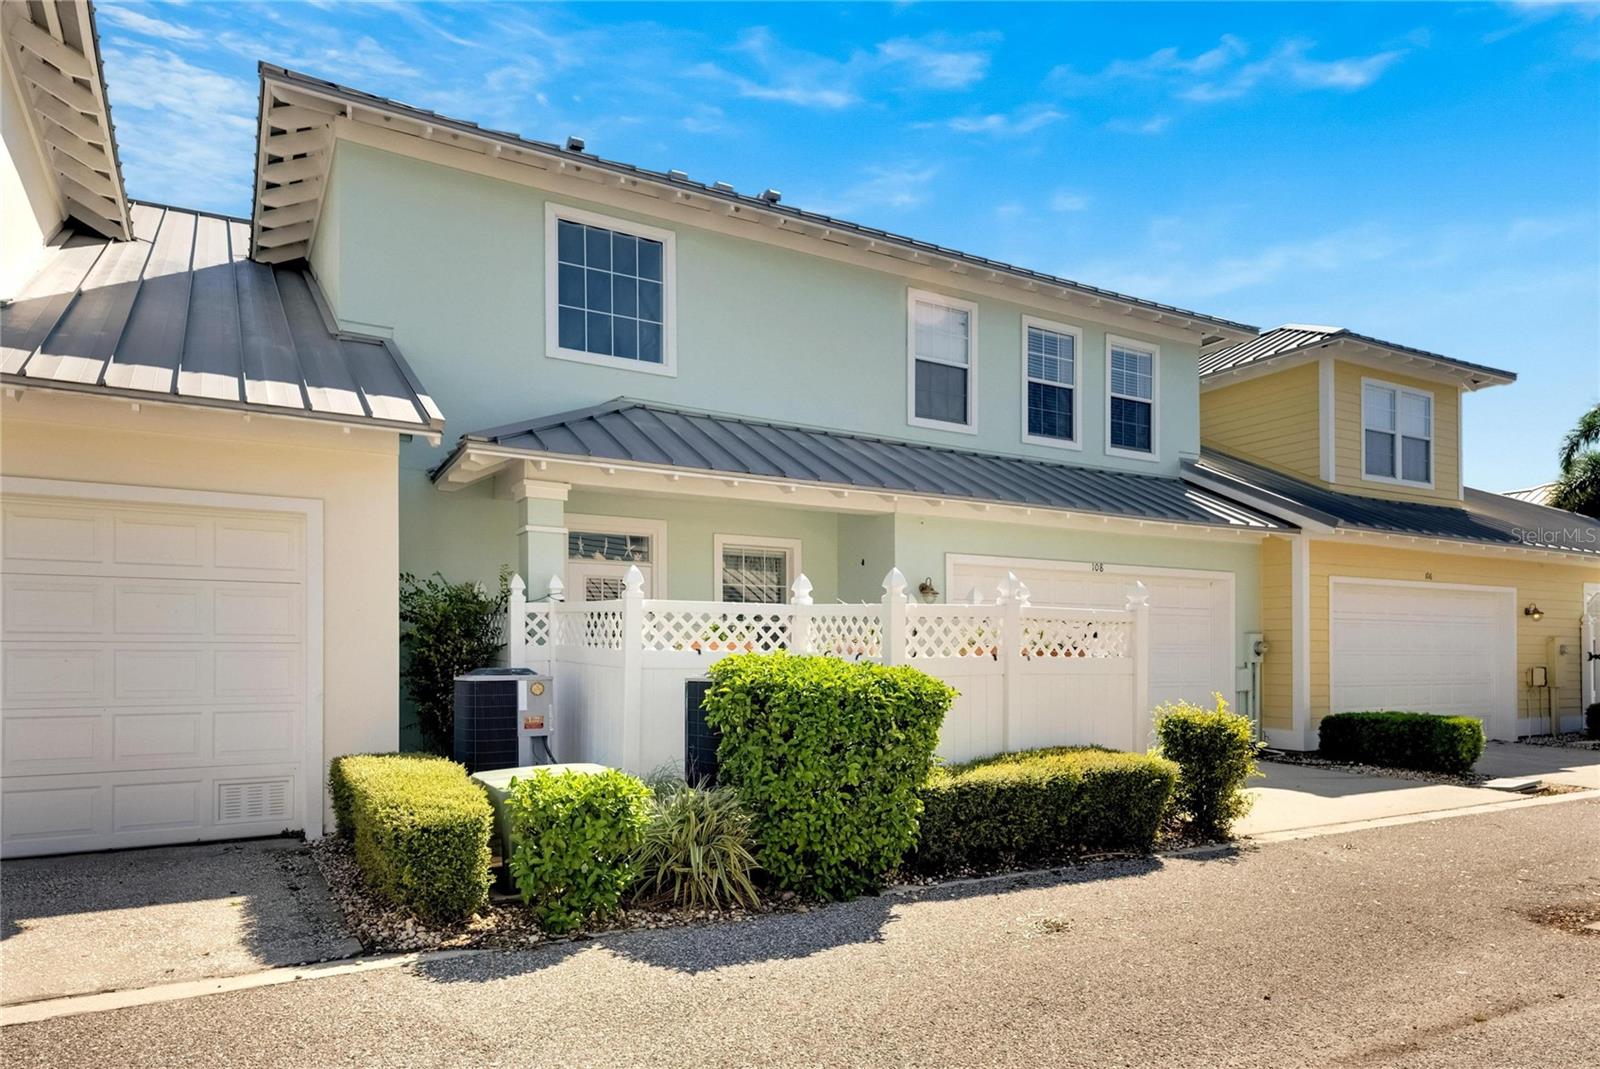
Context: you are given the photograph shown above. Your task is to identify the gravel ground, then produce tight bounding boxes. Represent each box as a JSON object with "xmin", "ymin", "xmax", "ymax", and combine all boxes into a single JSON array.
[
  {"xmin": 6, "ymin": 798, "xmax": 1597, "ymax": 1068},
  {"xmin": 1263, "ymin": 749, "xmax": 1489, "ymax": 787},
  {"xmin": 1517, "ymin": 733, "xmax": 1600, "ymax": 751}
]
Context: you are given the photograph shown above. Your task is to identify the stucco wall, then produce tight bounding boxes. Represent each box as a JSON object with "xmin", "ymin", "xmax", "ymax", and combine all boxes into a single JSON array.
[
  {"xmin": 0, "ymin": 393, "xmax": 401, "ymax": 823},
  {"xmin": 312, "ymin": 137, "xmax": 1205, "ymax": 494}
]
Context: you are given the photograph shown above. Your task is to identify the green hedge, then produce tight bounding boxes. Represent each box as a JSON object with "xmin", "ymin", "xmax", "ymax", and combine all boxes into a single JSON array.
[
  {"xmin": 1318, "ymin": 711, "xmax": 1485, "ymax": 775},
  {"xmin": 333, "ymin": 753, "xmax": 493, "ymax": 922},
  {"xmin": 506, "ymin": 768, "xmax": 652, "ymax": 934},
  {"xmin": 913, "ymin": 747, "xmax": 1178, "ymax": 874},
  {"xmin": 704, "ymin": 652, "xmax": 952, "ymax": 900},
  {"xmin": 1154, "ymin": 697, "xmax": 1260, "ymax": 837}
]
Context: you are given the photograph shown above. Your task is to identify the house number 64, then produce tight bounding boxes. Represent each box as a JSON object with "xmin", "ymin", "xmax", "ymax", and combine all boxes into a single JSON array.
[{"xmin": 1424, "ymin": 572, "xmax": 1433, "ymax": 580}]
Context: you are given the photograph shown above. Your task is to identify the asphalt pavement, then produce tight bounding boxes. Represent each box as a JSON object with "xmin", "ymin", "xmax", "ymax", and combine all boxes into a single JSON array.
[{"xmin": 4, "ymin": 798, "xmax": 1597, "ymax": 1068}]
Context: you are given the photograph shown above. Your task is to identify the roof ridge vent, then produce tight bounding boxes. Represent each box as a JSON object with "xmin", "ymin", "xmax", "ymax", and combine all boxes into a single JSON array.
[
  {"xmin": 564, "ymin": 135, "xmax": 585, "ymax": 152},
  {"xmin": 712, "ymin": 181, "xmax": 735, "ymax": 194},
  {"xmin": 761, "ymin": 188, "xmax": 782, "ymax": 204},
  {"xmin": 667, "ymin": 169, "xmax": 688, "ymax": 181}
]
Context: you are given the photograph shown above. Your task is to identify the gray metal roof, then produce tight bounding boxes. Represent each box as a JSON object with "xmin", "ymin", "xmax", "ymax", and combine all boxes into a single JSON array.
[
  {"xmin": 443, "ymin": 400, "xmax": 1282, "ymax": 531},
  {"xmin": 1188, "ymin": 451, "xmax": 1599, "ymax": 557},
  {"xmin": 1198, "ymin": 324, "xmax": 1515, "ymax": 386},
  {"xmin": 254, "ymin": 64, "xmax": 1257, "ymax": 340},
  {"xmin": 1, "ymin": 202, "xmax": 444, "ymax": 432}
]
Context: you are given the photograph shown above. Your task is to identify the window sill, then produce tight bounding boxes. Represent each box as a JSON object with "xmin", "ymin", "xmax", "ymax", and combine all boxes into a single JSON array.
[
  {"xmin": 1359, "ymin": 472, "xmax": 1435, "ymax": 490},
  {"xmin": 1105, "ymin": 444, "xmax": 1161, "ymax": 463},
  {"xmin": 908, "ymin": 415, "xmax": 978, "ymax": 435},
  {"xmin": 548, "ymin": 346, "xmax": 677, "ymax": 377}
]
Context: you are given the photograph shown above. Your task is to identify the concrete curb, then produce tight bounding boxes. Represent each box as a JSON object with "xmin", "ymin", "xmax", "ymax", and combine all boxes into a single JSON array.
[{"xmin": 1, "ymin": 949, "xmax": 482, "ymax": 1027}]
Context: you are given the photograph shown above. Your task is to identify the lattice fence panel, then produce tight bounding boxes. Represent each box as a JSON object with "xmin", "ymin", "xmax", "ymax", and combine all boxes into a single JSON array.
[
  {"xmin": 808, "ymin": 608, "xmax": 884, "ymax": 661},
  {"xmin": 641, "ymin": 609, "xmax": 794, "ymax": 654},
  {"xmin": 904, "ymin": 612, "xmax": 1003, "ymax": 660},
  {"xmin": 1018, "ymin": 616, "xmax": 1130, "ymax": 659},
  {"xmin": 553, "ymin": 606, "xmax": 626, "ymax": 650},
  {"xmin": 525, "ymin": 608, "xmax": 553, "ymax": 650}
]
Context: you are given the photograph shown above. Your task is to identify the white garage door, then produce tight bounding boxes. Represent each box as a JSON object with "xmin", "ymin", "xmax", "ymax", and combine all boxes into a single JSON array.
[
  {"xmin": 2, "ymin": 491, "xmax": 313, "ymax": 857},
  {"xmin": 948, "ymin": 557, "xmax": 1235, "ymax": 712},
  {"xmin": 1329, "ymin": 579, "xmax": 1515, "ymax": 741}
]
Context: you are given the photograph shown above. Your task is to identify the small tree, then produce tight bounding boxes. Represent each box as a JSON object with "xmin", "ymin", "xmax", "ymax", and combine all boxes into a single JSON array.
[
  {"xmin": 398, "ymin": 570, "xmax": 509, "ymax": 752},
  {"xmin": 1154, "ymin": 694, "xmax": 1261, "ymax": 838}
]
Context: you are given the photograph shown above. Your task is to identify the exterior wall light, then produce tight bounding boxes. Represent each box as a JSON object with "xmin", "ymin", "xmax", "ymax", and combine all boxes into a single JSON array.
[
  {"xmin": 918, "ymin": 577, "xmax": 941, "ymax": 602},
  {"xmin": 1524, "ymin": 603, "xmax": 1544, "ymax": 621}
]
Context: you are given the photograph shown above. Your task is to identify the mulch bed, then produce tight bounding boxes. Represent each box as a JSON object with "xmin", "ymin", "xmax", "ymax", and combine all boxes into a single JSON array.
[
  {"xmin": 1261, "ymin": 749, "xmax": 1488, "ymax": 788},
  {"xmin": 311, "ymin": 837, "xmax": 808, "ymax": 953},
  {"xmin": 1516, "ymin": 733, "xmax": 1600, "ymax": 751}
]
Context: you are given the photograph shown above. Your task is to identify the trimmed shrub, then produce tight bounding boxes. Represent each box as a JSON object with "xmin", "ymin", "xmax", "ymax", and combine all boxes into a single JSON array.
[
  {"xmin": 1586, "ymin": 702, "xmax": 1600, "ymax": 741},
  {"xmin": 1319, "ymin": 711, "xmax": 1485, "ymax": 775},
  {"xmin": 330, "ymin": 752, "xmax": 458, "ymax": 840},
  {"xmin": 634, "ymin": 778, "xmax": 761, "ymax": 911},
  {"xmin": 337, "ymin": 753, "xmax": 493, "ymax": 922},
  {"xmin": 704, "ymin": 652, "xmax": 952, "ymax": 900},
  {"xmin": 912, "ymin": 747, "xmax": 1178, "ymax": 874},
  {"xmin": 399, "ymin": 570, "xmax": 509, "ymax": 752},
  {"xmin": 506, "ymin": 768, "xmax": 652, "ymax": 933},
  {"xmin": 1155, "ymin": 695, "xmax": 1261, "ymax": 837}
]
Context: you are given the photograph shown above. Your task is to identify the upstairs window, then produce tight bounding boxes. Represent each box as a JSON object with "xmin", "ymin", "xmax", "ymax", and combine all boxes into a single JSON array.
[
  {"xmin": 546, "ymin": 204, "xmax": 675, "ymax": 374},
  {"xmin": 908, "ymin": 290, "xmax": 977, "ymax": 432},
  {"xmin": 1106, "ymin": 336, "xmax": 1158, "ymax": 458},
  {"xmin": 1023, "ymin": 318, "xmax": 1080, "ymax": 447},
  {"xmin": 1363, "ymin": 381, "xmax": 1432, "ymax": 485}
]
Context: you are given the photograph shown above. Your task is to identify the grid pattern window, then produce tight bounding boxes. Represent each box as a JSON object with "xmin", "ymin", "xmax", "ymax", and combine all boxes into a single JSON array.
[
  {"xmin": 555, "ymin": 218, "xmax": 665, "ymax": 364},
  {"xmin": 1026, "ymin": 324, "xmax": 1076, "ymax": 442},
  {"xmin": 568, "ymin": 531, "xmax": 652, "ymax": 563},
  {"xmin": 720, "ymin": 546, "xmax": 790, "ymax": 603},
  {"xmin": 912, "ymin": 296, "xmax": 972, "ymax": 426},
  {"xmin": 1108, "ymin": 342, "xmax": 1155, "ymax": 453},
  {"xmin": 1363, "ymin": 383, "xmax": 1432, "ymax": 483}
]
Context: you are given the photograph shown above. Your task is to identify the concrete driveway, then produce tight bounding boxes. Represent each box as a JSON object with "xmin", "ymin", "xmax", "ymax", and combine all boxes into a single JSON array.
[
  {"xmin": 0, "ymin": 838, "xmax": 359, "ymax": 1006},
  {"xmin": 1477, "ymin": 740, "xmax": 1600, "ymax": 789}
]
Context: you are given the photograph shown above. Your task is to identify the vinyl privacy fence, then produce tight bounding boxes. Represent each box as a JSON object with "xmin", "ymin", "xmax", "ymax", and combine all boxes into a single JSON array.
[{"xmin": 508, "ymin": 567, "xmax": 1151, "ymax": 772}]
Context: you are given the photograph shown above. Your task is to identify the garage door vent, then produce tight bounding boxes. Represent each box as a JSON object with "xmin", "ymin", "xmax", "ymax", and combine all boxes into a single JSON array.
[{"xmin": 217, "ymin": 778, "xmax": 292, "ymax": 824}]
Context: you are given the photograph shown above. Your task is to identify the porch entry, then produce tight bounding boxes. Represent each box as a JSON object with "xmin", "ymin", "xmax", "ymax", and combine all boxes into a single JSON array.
[
  {"xmin": 948, "ymin": 555, "xmax": 1235, "ymax": 712},
  {"xmin": 565, "ymin": 517, "xmax": 660, "ymax": 601}
]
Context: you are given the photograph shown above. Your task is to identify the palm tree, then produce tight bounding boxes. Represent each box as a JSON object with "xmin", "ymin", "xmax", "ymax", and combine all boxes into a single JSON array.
[{"xmin": 1550, "ymin": 402, "xmax": 1600, "ymax": 518}]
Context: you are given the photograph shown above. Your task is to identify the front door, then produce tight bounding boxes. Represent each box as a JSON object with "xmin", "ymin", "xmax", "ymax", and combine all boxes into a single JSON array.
[{"xmin": 564, "ymin": 523, "xmax": 658, "ymax": 601}]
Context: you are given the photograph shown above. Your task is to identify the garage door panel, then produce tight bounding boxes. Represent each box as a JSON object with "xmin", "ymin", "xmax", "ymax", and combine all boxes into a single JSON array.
[
  {"xmin": 1330, "ymin": 579, "xmax": 1514, "ymax": 740},
  {"xmin": 951, "ymin": 559, "xmax": 1234, "ymax": 712},
  {"xmin": 1, "ymin": 492, "xmax": 310, "ymax": 856}
]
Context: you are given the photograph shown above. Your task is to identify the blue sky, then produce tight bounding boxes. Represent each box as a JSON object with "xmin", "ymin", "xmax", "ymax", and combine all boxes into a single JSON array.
[{"xmin": 94, "ymin": 1, "xmax": 1598, "ymax": 492}]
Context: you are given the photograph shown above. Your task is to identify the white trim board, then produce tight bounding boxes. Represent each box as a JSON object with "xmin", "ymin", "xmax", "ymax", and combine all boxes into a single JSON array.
[{"xmin": 0, "ymin": 475, "xmax": 326, "ymax": 847}]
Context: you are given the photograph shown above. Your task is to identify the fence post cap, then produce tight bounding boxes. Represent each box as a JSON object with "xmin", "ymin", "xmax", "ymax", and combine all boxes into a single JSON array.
[
  {"xmin": 883, "ymin": 567, "xmax": 908, "ymax": 599},
  {"xmin": 1014, "ymin": 579, "xmax": 1031, "ymax": 607},
  {"xmin": 509, "ymin": 573, "xmax": 527, "ymax": 596},
  {"xmin": 791, "ymin": 573, "xmax": 815, "ymax": 605},
  {"xmin": 1125, "ymin": 579, "xmax": 1150, "ymax": 608},
  {"xmin": 546, "ymin": 574, "xmax": 566, "ymax": 601},
  {"xmin": 968, "ymin": 586, "xmax": 985, "ymax": 605},
  {"xmin": 623, "ymin": 564, "xmax": 646, "ymax": 596}
]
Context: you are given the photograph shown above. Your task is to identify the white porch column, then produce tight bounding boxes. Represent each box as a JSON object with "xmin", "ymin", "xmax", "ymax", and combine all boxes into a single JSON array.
[{"xmin": 499, "ymin": 467, "xmax": 569, "ymax": 595}]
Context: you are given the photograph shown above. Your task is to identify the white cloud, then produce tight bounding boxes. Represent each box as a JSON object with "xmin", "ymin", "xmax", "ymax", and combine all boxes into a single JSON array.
[
  {"xmin": 1050, "ymin": 190, "xmax": 1090, "ymax": 212},
  {"xmin": 97, "ymin": 5, "xmax": 204, "ymax": 44},
  {"xmin": 943, "ymin": 106, "xmax": 1063, "ymax": 136},
  {"xmin": 99, "ymin": 46, "xmax": 256, "ymax": 212},
  {"xmin": 1183, "ymin": 41, "xmax": 1406, "ymax": 102},
  {"xmin": 875, "ymin": 36, "xmax": 992, "ymax": 89},
  {"xmin": 810, "ymin": 164, "xmax": 939, "ymax": 216}
]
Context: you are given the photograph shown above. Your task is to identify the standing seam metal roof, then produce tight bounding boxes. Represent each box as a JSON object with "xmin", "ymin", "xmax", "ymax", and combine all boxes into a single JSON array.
[
  {"xmin": 1198, "ymin": 325, "xmax": 1515, "ymax": 383},
  {"xmin": 1189, "ymin": 451, "xmax": 1599, "ymax": 557},
  {"xmin": 1, "ymin": 202, "xmax": 443, "ymax": 432},
  {"xmin": 446, "ymin": 400, "xmax": 1283, "ymax": 531}
]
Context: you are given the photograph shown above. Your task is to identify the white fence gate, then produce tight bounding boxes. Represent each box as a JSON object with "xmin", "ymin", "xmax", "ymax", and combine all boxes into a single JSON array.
[{"xmin": 508, "ymin": 567, "xmax": 1151, "ymax": 775}]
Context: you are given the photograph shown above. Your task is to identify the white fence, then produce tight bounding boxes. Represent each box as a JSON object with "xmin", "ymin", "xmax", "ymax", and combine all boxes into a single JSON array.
[{"xmin": 509, "ymin": 567, "xmax": 1150, "ymax": 774}]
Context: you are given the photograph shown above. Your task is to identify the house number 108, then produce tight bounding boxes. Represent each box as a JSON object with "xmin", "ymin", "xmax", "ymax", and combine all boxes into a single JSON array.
[{"xmin": 1090, "ymin": 562, "xmax": 1105, "ymax": 572}]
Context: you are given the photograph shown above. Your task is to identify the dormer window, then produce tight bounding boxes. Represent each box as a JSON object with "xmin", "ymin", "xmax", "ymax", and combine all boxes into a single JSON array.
[{"xmin": 1362, "ymin": 380, "xmax": 1432, "ymax": 485}]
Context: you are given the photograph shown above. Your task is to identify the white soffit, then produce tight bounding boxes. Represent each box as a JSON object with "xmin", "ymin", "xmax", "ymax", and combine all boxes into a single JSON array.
[{"xmin": 1, "ymin": 0, "xmax": 131, "ymax": 240}]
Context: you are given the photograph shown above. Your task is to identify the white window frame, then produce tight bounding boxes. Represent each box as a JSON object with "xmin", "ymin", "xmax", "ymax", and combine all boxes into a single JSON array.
[
  {"xmin": 1020, "ymin": 315, "xmax": 1083, "ymax": 451},
  {"xmin": 906, "ymin": 288, "xmax": 979, "ymax": 435},
  {"xmin": 1359, "ymin": 377, "xmax": 1434, "ymax": 489},
  {"xmin": 1104, "ymin": 334, "xmax": 1160, "ymax": 462},
  {"xmin": 714, "ymin": 534, "xmax": 802, "ymax": 603},
  {"xmin": 564, "ymin": 513, "xmax": 666, "ymax": 598},
  {"xmin": 544, "ymin": 202, "xmax": 678, "ymax": 377}
]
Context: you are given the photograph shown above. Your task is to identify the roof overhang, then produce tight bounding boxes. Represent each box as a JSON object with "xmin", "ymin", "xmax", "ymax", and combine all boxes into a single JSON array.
[
  {"xmin": 435, "ymin": 440, "xmax": 1281, "ymax": 542},
  {"xmin": 251, "ymin": 65, "xmax": 1255, "ymax": 343},
  {"xmin": 1200, "ymin": 334, "xmax": 1516, "ymax": 393},
  {"xmin": 2, "ymin": 0, "xmax": 132, "ymax": 240}
]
